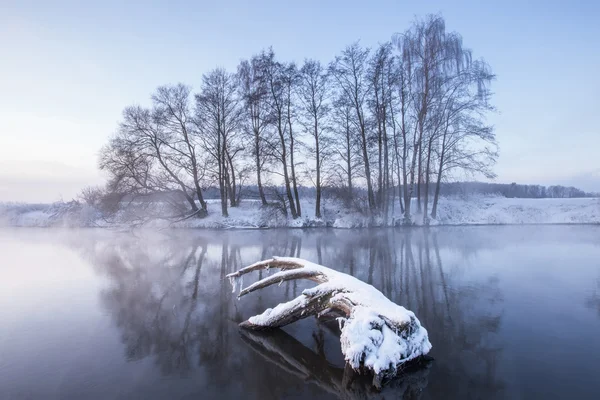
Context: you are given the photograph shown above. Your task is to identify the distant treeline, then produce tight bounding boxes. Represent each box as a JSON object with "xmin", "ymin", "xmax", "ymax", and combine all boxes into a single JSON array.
[
  {"xmin": 199, "ymin": 181, "xmax": 596, "ymax": 201},
  {"xmin": 431, "ymin": 182, "xmax": 596, "ymax": 198}
]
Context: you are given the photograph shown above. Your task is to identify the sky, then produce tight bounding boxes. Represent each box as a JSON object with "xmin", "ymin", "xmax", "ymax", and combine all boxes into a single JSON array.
[{"xmin": 1, "ymin": 0, "xmax": 599, "ymax": 202}]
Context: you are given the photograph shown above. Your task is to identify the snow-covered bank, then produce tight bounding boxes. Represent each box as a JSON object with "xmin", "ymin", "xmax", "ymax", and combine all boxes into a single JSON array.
[{"xmin": 1, "ymin": 196, "xmax": 599, "ymax": 228}]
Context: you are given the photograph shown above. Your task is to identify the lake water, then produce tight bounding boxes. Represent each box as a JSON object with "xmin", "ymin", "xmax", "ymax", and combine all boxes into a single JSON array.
[{"xmin": 1, "ymin": 226, "xmax": 599, "ymax": 399}]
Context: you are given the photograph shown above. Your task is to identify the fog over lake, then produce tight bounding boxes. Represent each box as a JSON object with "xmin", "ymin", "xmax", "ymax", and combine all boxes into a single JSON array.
[{"xmin": 1, "ymin": 226, "xmax": 599, "ymax": 399}]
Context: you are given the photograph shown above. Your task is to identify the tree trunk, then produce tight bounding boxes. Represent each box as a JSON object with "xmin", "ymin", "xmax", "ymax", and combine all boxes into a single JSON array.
[
  {"xmin": 218, "ymin": 130, "xmax": 228, "ymax": 217},
  {"xmin": 416, "ymin": 61, "xmax": 430, "ymax": 215},
  {"xmin": 193, "ymin": 177, "xmax": 207, "ymax": 212},
  {"xmin": 227, "ymin": 151, "xmax": 237, "ymax": 207},
  {"xmin": 288, "ymin": 123, "xmax": 301, "ymax": 217},
  {"xmin": 358, "ymin": 114, "xmax": 375, "ymax": 211},
  {"xmin": 416, "ymin": 128, "xmax": 423, "ymax": 214},
  {"xmin": 153, "ymin": 140, "xmax": 202, "ymax": 215},
  {"xmin": 278, "ymin": 122, "xmax": 298, "ymax": 219},
  {"xmin": 183, "ymin": 190, "xmax": 199, "ymax": 213},
  {"xmin": 382, "ymin": 106, "xmax": 389, "ymax": 218},
  {"xmin": 188, "ymin": 152, "xmax": 206, "ymax": 212},
  {"xmin": 406, "ymin": 124, "xmax": 420, "ymax": 222},
  {"xmin": 431, "ymin": 162, "xmax": 443, "ymax": 220},
  {"xmin": 431, "ymin": 130, "xmax": 448, "ymax": 219},
  {"xmin": 345, "ymin": 119, "xmax": 353, "ymax": 203},
  {"xmin": 314, "ymin": 118, "xmax": 322, "ymax": 218},
  {"xmin": 377, "ymin": 117, "xmax": 383, "ymax": 209},
  {"xmin": 422, "ymin": 139, "xmax": 433, "ymax": 225},
  {"xmin": 254, "ymin": 128, "xmax": 268, "ymax": 206},
  {"xmin": 180, "ymin": 120, "xmax": 207, "ymax": 213},
  {"xmin": 396, "ymin": 157, "xmax": 404, "ymax": 215},
  {"xmin": 189, "ymin": 149, "xmax": 207, "ymax": 212},
  {"xmin": 403, "ymin": 158, "xmax": 411, "ymax": 221}
]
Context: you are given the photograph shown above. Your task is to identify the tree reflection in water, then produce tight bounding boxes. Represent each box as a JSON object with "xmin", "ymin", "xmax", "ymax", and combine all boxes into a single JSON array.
[
  {"xmin": 587, "ymin": 278, "xmax": 600, "ymax": 318},
  {"xmin": 80, "ymin": 229, "xmax": 504, "ymax": 399}
]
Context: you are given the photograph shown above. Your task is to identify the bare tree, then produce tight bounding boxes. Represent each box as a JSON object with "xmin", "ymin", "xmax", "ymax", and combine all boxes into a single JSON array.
[
  {"xmin": 195, "ymin": 69, "xmax": 242, "ymax": 217},
  {"xmin": 238, "ymin": 57, "xmax": 270, "ymax": 206},
  {"xmin": 297, "ymin": 59, "xmax": 330, "ymax": 218},
  {"xmin": 395, "ymin": 35, "xmax": 417, "ymax": 221},
  {"xmin": 330, "ymin": 43, "xmax": 376, "ymax": 211},
  {"xmin": 282, "ymin": 62, "xmax": 302, "ymax": 217},
  {"xmin": 153, "ymin": 84, "xmax": 208, "ymax": 213},
  {"xmin": 259, "ymin": 49, "xmax": 299, "ymax": 218},
  {"xmin": 388, "ymin": 15, "xmax": 497, "ymax": 224},
  {"xmin": 331, "ymin": 97, "xmax": 361, "ymax": 204},
  {"xmin": 421, "ymin": 40, "xmax": 498, "ymax": 220},
  {"xmin": 100, "ymin": 89, "xmax": 208, "ymax": 218},
  {"xmin": 368, "ymin": 42, "xmax": 395, "ymax": 216}
]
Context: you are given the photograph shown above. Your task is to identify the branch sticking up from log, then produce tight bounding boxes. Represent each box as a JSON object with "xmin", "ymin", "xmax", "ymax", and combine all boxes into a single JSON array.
[{"xmin": 227, "ymin": 257, "xmax": 432, "ymax": 384}]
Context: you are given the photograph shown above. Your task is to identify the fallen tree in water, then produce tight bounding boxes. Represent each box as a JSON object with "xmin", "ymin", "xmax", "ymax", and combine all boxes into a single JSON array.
[{"xmin": 227, "ymin": 257, "xmax": 432, "ymax": 387}]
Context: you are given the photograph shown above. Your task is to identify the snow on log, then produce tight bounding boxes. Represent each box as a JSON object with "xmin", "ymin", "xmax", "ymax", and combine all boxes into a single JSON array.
[{"xmin": 227, "ymin": 257, "xmax": 432, "ymax": 382}]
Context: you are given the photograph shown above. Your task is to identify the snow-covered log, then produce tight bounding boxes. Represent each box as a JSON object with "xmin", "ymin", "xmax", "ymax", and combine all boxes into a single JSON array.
[{"xmin": 227, "ymin": 257, "xmax": 432, "ymax": 384}]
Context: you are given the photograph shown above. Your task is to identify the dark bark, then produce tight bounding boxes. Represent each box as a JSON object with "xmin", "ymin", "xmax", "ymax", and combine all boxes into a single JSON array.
[
  {"xmin": 226, "ymin": 150, "xmax": 237, "ymax": 207},
  {"xmin": 382, "ymin": 114, "xmax": 389, "ymax": 216},
  {"xmin": 345, "ymin": 114, "xmax": 353, "ymax": 201},
  {"xmin": 263, "ymin": 52, "xmax": 298, "ymax": 219},
  {"xmin": 315, "ymin": 125, "xmax": 322, "ymax": 218},
  {"xmin": 416, "ymin": 129, "xmax": 423, "ymax": 214},
  {"xmin": 152, "ymin": 138, "xmax": 199, "ymax": 214},
  {"xmin": 358, "ymin": 115, "xmax": 375, "ymax": 210},
  {"xmin": 431, "ymin": 125, "xmax": 448, "ymax": 219},
  {"xmin": 218, "ymin": 121, "xmax": 228, "ymax": 217},
  {"xmin": 288, "ymin": 119, "xmax": 301, "ymax": 217},
  {"xmin": 276, "ymin": 119, "xmax": 297, "ymax": 218},
  {"xmin": 422, "ymin": 138, "xmax": 433, "ymax": 224},
  {"xmin": 254, "ymin": 127, "xmax": 268, "ymax": 205}
]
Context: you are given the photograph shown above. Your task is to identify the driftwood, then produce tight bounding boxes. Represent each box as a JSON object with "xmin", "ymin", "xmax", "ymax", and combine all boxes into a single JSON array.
[{"xmin": 227, "ymin": 257, "xmax": 432, "ymax": 385}]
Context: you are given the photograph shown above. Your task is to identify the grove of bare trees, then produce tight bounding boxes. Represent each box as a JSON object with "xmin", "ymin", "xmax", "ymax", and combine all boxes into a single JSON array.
[{"xmin": 100, "ymin": 15, "xmax": 498, "ymax": 224}]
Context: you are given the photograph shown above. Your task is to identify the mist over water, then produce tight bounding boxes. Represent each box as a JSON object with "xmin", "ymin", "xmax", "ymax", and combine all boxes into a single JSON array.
[{"xmin": 1, "ymin": 226, "xmax": 599, "ymax": 399}]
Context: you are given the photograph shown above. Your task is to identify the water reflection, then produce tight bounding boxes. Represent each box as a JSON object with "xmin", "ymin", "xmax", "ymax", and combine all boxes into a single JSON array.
[
  {"xmin": 587, "ymin": 278, "xmax": 600, "ymax": 318},
  {"xmin": 240, "ymin": 328, "xmax": 432, "ymax": 400},
  {"xmin": 74, "ymin": 229, "xmax": 505, "ymax": 399}
]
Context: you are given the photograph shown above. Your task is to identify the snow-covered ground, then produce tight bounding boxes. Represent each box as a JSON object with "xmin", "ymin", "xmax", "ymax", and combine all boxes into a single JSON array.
[
  {"xmin": 430, "ymin": 196, "xmax": 600, "ymax": 225},
  {"xmin": 1, "ymin": 196, "xmax": 599, "ymax": 228}
]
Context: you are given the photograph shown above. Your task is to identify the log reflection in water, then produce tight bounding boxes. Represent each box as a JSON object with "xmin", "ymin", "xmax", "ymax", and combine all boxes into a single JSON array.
[{"xmin": 240, "ymin": 328, "xmax": 432, "ymax": 400}]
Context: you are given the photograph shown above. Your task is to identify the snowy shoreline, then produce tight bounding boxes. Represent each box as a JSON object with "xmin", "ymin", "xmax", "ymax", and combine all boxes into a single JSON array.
[{"xmin": 1, "ymin": 196, "xmax": 599, "ymax": 229}]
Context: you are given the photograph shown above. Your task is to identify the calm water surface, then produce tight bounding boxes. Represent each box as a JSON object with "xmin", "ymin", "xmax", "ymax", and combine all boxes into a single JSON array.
[{"xmin": 1, "ymin": 226, "xmax": 599, "ymax": 399}]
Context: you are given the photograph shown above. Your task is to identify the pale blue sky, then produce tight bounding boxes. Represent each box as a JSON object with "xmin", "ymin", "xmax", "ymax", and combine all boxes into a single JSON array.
[{"xmin": 1, "ymin": 0, "xmax": 599, "ymax": 201}]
